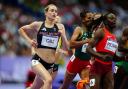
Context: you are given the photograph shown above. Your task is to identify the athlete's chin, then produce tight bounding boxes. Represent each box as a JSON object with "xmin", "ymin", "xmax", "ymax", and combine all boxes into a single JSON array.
[{"xmin": 49, "ymin": 17, "xmax": 55, "ymax": 21}]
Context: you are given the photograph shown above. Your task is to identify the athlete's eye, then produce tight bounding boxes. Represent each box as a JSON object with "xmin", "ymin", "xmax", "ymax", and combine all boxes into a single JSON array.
[{"xmin": 49, "ymin": 9, "xmax": 57, "ymax": 13}]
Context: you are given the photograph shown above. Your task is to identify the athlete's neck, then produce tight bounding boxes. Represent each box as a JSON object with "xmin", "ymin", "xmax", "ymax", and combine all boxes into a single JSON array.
[
  {"xmin": 45, "ymin": 19, "xmax": 54, "ymax": 28},
  {"xmin": 105, "ymin": 25, "xmax": 113, "ymax": 33},
  {"xmin": 81, "ymin": 25, "xmax": 88, "ymax": 32}
]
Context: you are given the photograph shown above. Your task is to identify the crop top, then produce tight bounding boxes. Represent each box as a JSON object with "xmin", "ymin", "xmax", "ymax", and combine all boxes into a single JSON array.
[
  {"xmin": 37, "ymin": 22, "xmax": 61, "ymax": 50},
  {"xmin": 95, "ymin": 27, "xmax": 118, "ymax": 55}
]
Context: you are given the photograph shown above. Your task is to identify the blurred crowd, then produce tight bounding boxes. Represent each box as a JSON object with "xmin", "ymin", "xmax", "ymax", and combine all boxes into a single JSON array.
[
  {"xmin": 0, "ymin": 0, "xmax": 128, "ymax": 56},
  {"xmin": 0, "ymin": 3, "xmax": 35, "ymax": 56}
]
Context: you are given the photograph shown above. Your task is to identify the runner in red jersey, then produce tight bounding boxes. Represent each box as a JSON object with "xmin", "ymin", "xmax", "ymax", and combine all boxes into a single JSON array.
[{"xmin": 86, "ymin": 13, "xmax": 118, "ymax": 89}]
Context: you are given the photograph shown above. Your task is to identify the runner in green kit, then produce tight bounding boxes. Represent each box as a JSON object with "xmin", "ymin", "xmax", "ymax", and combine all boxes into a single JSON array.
[
  {"xmin": 75, "ymin": 31, "xmax": 92, "ymax": 60},
  {"xmin": 114, "ymin": 26, "xmax": 128, "ymax": 89},
  {"xmin": 59, "ymin": 9, "xmax": 94, "ymax": 89}
]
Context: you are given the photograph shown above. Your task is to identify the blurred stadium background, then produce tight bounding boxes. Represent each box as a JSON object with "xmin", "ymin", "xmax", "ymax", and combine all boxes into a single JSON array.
[{"xmin": 0, "ymin": 0, "xmax": 128, "ymax": 89}]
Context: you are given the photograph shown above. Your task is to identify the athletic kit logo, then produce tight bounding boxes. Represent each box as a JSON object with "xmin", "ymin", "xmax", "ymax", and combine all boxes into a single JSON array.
[
  {"xmin": 31, "ymin": 60, "xmax": 39, "ymax": 66},
  {"xmin": 41, "ymin": 28, "xmax": 46, "ymax": 31}
]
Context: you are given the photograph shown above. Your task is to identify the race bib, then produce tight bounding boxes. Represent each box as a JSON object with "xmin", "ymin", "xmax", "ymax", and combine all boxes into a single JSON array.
[
  {"xmin": 105, "ymin": 39, "xmax": 118, "ymax": 53},
  {"xmin": 81, "ymin": 43, "xmax": 88, "ymax": 53},
  {"xmin": 90, "ymin": 78, "xmax": 95, "ymax": 86},
  {"xmin": 114, "ymin": 66, "xmax": 118, "ymax": 74},
  {"xmin": 41, "ymin": 35, "xmax": 59, "ymax": 48},
  {"xmin": 70, "ymin": 55, "xmax": 75, "ymax": 62}
]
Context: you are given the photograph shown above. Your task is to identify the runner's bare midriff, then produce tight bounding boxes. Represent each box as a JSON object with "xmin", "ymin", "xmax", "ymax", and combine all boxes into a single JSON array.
[{"xmin": 35, "ymin": 48, "xmax": 56, "ymax": 63}]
